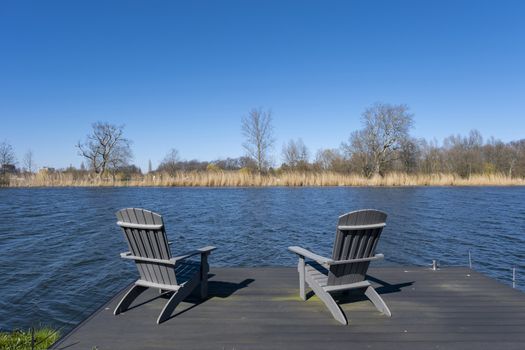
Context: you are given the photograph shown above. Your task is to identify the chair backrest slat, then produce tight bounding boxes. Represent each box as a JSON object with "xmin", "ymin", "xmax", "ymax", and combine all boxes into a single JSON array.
[
  {"xmin": 116, "ymin": 208, "xmax": 177, "ymax": 286},
  {"xmin": 142, "ymin": 208, "xmax": 176, "ymax": 285},
  {"xmin": 328, "ymin": 209, "xmax": 387, "ymax": 286}
]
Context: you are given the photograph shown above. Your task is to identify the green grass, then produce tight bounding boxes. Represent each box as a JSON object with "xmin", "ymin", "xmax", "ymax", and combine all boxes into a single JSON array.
[{"xmin": 0, "ymin": 328, "xmax": 59, "ymax": 350}]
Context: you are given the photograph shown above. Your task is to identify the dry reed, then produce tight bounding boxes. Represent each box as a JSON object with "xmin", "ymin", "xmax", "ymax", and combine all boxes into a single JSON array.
[{"xmin": 4, "ymin": 171, "xmax": 525, "ymax": 187}]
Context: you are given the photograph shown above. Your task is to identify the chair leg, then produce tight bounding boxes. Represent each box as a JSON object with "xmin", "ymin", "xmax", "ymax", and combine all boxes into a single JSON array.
[
  {"xmin": 298, "ymin": 257, "xmax": 306, "ymax": 301},
  {"xmin": 157, "ymin": 284, "xmax": 194, "ymax": 324},
  {"xmin": 316, "ymin": 289, "xmax": 347, "ymax": 325},
  {"xmin": 200, "ymin": 252, "xmax": 210, "ymax": 299},
  {"xmin": 114, "ymin": 284, "xmax": 148, "ymax": 315},
  {"xmin": 306, "ymin": 274, "xmax": 347, "ymax": 325},
  {"xmin": 365, "ymin": 286, "xmax": 392, "ymax": 317}
]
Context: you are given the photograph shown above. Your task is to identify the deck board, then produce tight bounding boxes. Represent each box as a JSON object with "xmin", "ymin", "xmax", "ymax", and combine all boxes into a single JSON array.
[{"xmin": 52, "ymin": 267, "xmax": 525, "ymax": 350}]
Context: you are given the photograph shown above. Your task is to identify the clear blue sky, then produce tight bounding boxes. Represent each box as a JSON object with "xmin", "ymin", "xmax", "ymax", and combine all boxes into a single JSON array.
[{"xmin": 1, "ymin": 0, "xmax": 524, "ymax": 170}]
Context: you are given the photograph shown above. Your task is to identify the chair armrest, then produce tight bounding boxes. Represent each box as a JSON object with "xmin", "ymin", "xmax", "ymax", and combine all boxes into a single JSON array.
[
  {"xmin": 327, "ymin": 253, "xmax": 384, "ymax": 266},
  {"xmin": 288, "ymin": 246, "xmax": 333, "ymax": 265},
  {"xmin": 171, "ymin": 246, "xmax": 217, "ymax": 262},
  {"xmin": 120, "ymin": 246, "xmax": 216, "ymax": 265}
]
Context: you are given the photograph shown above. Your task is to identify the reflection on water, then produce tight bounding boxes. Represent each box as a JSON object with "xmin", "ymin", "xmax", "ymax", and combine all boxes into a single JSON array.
[{"xmin": 0, "ymin": 187, "xmax": 524, "ymax": 331}]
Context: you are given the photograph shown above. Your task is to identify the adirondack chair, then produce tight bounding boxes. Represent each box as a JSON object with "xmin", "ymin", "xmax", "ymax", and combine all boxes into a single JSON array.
[
  {"xmin": 288, "ymin": 209, "xmax": 391, "ymax": 325},
  {"xmin": 114, "ymin": 208, "xmax": 216, "ymax": 324}
]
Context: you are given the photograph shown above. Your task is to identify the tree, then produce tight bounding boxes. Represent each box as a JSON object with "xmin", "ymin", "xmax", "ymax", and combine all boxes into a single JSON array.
[
  {"xmin": 282, "ymin": 138, "xmax": 309, "ymax": 170},
  {"xmin": 482, "ymin": 137, "xmax": 515, "ymax": 176},
  {"xmin": 115, "ymin": 164, "xmax": 142, "ymax": 181},
  {"xmin": 342, "ymin": 131, "xmax": 373, "ymax": 176},
  {"xmin": 108, "ymin": 143, "xmax": 133, "ymax": 180},
  {"xmin": 420, "ymin": 138, "xmax": 444, "ymax": 174},
  {"xmin": 397, "ymin": 138, "xmax": 420, "ymax": 173},
  {"xmin": 443, "ymin": 130, "xmax": 484, "ymax": 177},
  {"xmin": 241, "ymin": 108, "xmax": 275, "ymax": 172},
  {"xmin": 212, "ymin": 157, "xmax": 255, "ymax": 170},
  {"xmin": 76, "ymin": 122, "xmax": 132, "ymax": 179},
  {"xmin": 343, "ymin": 103, "xmax": 414, "ymax": 176},
  {"xmin": 0, "ymin": 141, "xmax": 17, "ymax": 175},
  {"xmin": 148, "ymin": 159, "xmax": 153, "ymax": 173},
  {"xmin": 509, "ymin": 139, "xmax": 525, "ymax": 177},
  {"xmin": 314, "ymin": 148, "xmax": 348, "ymax": 172},
  {"xmin": 23, "ymin": 149, "xmax": 35, "ymax": 173},
  {"xmin": 238, "ymin": 156, "xmax": 257, "ymax": 170},
  {"xmin": 157, "ymin": 149, "xmax": 180, "ymax": 175},
  {"xmin": 0, "ymin": 141, "xmax": 16, "ymax": 186}
]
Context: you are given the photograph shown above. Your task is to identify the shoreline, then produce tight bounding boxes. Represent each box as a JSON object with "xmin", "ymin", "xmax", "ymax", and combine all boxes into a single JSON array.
[{"xmin": 3, "ymin": 171, "xmax": 525, "ymax": 188}]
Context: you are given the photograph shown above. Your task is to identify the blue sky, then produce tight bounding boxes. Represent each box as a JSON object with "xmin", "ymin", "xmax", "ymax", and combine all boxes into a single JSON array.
[{"xmin": 1, "ymin": 0, "xmax": 524, "ymax": 170}]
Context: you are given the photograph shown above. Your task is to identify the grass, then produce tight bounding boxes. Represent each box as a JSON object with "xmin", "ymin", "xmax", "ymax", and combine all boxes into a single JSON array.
[
  {"xmin": 0, "ymin": 328, "xmax": 59, "ymax": 350},
  {"xmin": 5, "ymin": 171, "xmax": 525, "ymax": 187},
  {"xmin": 271, "ymin": 294, "xmax": 322, "ymax": 302}
]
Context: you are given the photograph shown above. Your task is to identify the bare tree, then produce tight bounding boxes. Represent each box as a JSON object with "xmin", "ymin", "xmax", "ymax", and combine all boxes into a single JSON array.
[
  {"xmin": 23, "ymin": 149, "xmax": 35, "ymax": 173},
  {"xmin": 342, "ymin": 131, "xmax": 373, "ymax": 176},
  {"xmin": 282, "ymin": 138, "xmax": 309, "ymax": 170},
  {"xmin": 0, "ymin": 141, "xmax": 17, "ymax": 174},
  {"xmin": 76, "ymin": 122, "xmax": 132, "ymax": 179},
  {"xmin": 157, "ymin": 149, "xmax": 180, "ymax": 176},
  {"xmin": 510, "ymin": 139, "xmax": 525, "ymax": 177},
  {"xmin": 419, "ymin": 138, "xmax": 444, "ymax": 174},
  {"xmin": 443, "ymin": 130, "xmax": 484, "ymax": 178},
  {"xmin": 397, "ymin": 138, "xmax": 420, "ymax": 173},
  {"xmin": 315, "ymin": 149, "xmax": 337, "ymax": 170},
  {"xmin": 314, "ymin": 148, "xmax": 348, "ymax": 172},
  {"xmin": 0, "ymin": 141, "xmax": 16, "ymax": 186},
  {"xmin": 343, "ymin": 103, "xmax": 413, "ymax": 176},
  {"xmin": 108, "ymin": 142, "xmax": 134, "ymax": 180},
  {"xmin": 241, "ymin": 108, "xmax": 275, "ymax": 172}
]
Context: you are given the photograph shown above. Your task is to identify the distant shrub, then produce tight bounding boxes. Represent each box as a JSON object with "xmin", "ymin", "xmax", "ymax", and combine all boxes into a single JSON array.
[
  {"xmin": 0, "ymin": 174, "xmax": 9, "ymax": 187},
  {"xmin": 206, "ymin": 163, "xmax": 221, "ymax": 172},
  {"xmin": 239, "ymin": 167, "xmax": 252, "ymax": 175}
]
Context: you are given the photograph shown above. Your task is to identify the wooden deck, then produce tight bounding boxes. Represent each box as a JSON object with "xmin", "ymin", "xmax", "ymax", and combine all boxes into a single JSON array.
[{"xmin": 52, "ymin": 267, "xmax": 525, "ymax": 350}]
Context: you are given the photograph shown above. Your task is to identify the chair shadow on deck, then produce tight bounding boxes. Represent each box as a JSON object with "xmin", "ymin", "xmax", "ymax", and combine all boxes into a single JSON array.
[
  {"xmin": 334, "ymin": 275, "xmax": 413, "ymax": 304},
  {"xmin": 304, "ymin": 274, "xmax": 414, "ymax": 304},
  {"xmin": 53, "ymin": 277, "xmax": 255, "ymax": 349},
  {"xmin": 162, "ymin": 275, "xmax": 255, "ymax": 322}
]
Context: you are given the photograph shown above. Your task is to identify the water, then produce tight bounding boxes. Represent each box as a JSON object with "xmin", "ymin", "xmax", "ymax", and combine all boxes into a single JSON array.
[{"xmin": 0, "ymin": 187, "xmax": 524, "ymax": 332}]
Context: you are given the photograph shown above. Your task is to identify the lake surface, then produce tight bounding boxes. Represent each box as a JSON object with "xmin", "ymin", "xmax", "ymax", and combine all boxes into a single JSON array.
[{"xmin": 1, "ymin": 187, "xmax": 524, "ymax": 332}]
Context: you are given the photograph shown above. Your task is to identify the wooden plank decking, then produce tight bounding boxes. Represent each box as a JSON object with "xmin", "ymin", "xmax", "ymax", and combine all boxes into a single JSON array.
[{"xmin": 52, "ymin": 267, "xmax": 525, "ymax": 350}]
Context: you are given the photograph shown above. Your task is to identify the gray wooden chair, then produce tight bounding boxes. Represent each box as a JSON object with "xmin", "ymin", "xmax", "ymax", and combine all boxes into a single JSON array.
[
  {"xmin": 114, "ymin": 208, "xmax": 216, "ymax": 324},
  {"xmin": 289, "ymin": 209, "xmax": 391, "ymax": 325}
]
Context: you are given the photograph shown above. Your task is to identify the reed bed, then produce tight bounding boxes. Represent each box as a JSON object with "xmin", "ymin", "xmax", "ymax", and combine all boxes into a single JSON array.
[{"xmin": 5, "ymin": 171, "xmax": 525, "ymax": 187}]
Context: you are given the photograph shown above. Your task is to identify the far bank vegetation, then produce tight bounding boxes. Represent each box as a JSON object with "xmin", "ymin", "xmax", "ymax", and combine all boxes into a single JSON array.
[{"xmin": 2, "ymin": 103, "xmax": 525, "ymax": 187}]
